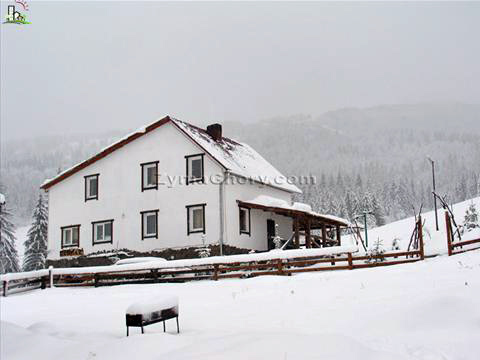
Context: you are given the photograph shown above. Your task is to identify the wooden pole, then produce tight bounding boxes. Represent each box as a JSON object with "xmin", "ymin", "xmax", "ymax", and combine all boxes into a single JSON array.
[
  {"xmin": 445, "ymin": 211, "xmax": 453, "ymax": 256},
  {"xmin": 321, "ymin": 224, "xmax": 327, "ymax": 248},
  {"xmin": 305, "ymin": 217, "xmax": 311, "ymax": 248},
  {"xmin": 418, "ymin": 215, "xmax": 424, "ymax": 260},
  {"xmin": 347, "ymin": 253, "xmax": 353, "ymax": 270},
  {"xmin": 336, "ymin": 225, "xmax": 341, "ymax": 246},
  {"xmin": 294, "ymin": 217, "xmax": 300, "ymax": 249},
  {"xmin": 2, "ymin": 281, "xmax": 7, "ymax": 297}
]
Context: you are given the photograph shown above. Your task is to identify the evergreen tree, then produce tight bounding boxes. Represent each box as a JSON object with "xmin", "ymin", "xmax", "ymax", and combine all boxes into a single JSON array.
[
  {"xmin": 0, "ymin": 204, "xmax": 20, "ymax": 274},
  {"xmin": 23, "ymin": 194, "xmax": 48, "ymax": 271}
]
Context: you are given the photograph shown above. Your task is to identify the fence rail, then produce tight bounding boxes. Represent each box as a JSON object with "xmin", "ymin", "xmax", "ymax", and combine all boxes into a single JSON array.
[
  {"xmin": 445, "ymin": 211, "xmax": 480, "ymax": 256},
  {"xmin": 2, "ymin": 248, "xmax": 425, "ymax": 297}
]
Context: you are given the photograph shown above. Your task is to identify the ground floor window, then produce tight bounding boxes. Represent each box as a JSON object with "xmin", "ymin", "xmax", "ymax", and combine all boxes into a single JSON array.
[
  {"xmin": 186, "ymin": 203, "xmax": 206, "ymax": 234},
  {"xmin": 141, "ymin": 210, "xmax": 159, "ymax": 239},
  {"xmin": 239, "ymin": 207, "xmax": 251, "ymax": 235},
  {"xmin": 61, "ymin": 225, "xmax": 80, "ymax": 248},
  {"xmin": 92, "ymin": 220, "xmax": 114, "ymax": 245}
]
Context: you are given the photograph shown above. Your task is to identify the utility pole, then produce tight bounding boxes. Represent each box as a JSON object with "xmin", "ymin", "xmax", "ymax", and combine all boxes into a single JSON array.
[{"xmin": 427, "ymin": 156, "xmax": 439, "ymax": 231}]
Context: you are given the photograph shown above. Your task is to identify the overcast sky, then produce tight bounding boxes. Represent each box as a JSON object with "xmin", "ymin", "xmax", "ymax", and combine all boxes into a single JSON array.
[{"xmin": 1, "ymin": 1, "xmax": 479, "ymax": 141}]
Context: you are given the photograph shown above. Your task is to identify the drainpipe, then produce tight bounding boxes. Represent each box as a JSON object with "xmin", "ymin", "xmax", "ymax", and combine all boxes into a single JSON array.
[{"xmin": 219, "ymin": 170, "xmax": 229, "ymax": 256}]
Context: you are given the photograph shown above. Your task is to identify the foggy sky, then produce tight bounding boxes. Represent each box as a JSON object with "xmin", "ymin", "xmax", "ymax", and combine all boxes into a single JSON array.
[{"xmin": 1, "ymin": 1, "xmax": 479, "ymax": 141}]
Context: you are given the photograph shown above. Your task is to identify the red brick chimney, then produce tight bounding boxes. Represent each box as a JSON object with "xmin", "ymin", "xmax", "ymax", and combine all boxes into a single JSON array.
[{"xmin": 206, "ymin": 124, "xmax": 222, "ymax": 141}]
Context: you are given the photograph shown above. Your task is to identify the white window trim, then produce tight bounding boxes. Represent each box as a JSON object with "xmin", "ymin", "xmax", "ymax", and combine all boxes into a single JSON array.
[
  {"xmin": 239, "ymin": 207, "xmax": 251, "ymax": 235},
  {"xmin": 141, "ymin": 161, "xmax": 159, "ymax": 191},
  {"xmin": 92, "ymin": 220, "xmax": 114, "ymax": 245},
  {"xmin": 61, "ymin": 225, "xmax": 80, "ymax": 248},
  {"xmin": 141, "ymin": 210, "xmax": 158, "ymax": 239},
  {"xmin": 186, "ymin": 204, "xmax": 206, "ymax": 235},
  {"xmin": 84, "ymin": 174, "xmax": 99, "ymax": 201},
  {"xmin": 185, "ymin": 154, "xmax": 204, "ymax": 184}
]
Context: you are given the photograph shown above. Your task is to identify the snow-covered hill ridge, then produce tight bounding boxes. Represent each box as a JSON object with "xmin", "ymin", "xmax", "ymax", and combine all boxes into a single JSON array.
[{"xmin": 357, "ymin": 196, "xmax": 480, "ymax": 256}]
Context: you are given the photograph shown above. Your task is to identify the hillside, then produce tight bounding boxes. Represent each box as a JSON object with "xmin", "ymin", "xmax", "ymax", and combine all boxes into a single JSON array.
[
  {"xmin": 2, "ymin": 248, "xmax": 479, "ymax": 360},
  {"xmin": 1, "ymin": 103, "xmax": 479, "ymax": 224}
]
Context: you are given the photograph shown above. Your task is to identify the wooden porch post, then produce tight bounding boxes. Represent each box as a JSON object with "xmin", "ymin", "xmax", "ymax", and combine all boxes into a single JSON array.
[
  {"xmin": 336, "ymin": 225, "xmax": 341, "ymax": 246},
  {"xmin": 305, "ymin": 217, "xmax": 311, "ymax": 248},
  {"xmin": 321, "ymin": 224, "xmax": 327, "ymax": 248},
  {"xmin": 294, "ymin": 217, "xmax": 300, "ymax": 249}
]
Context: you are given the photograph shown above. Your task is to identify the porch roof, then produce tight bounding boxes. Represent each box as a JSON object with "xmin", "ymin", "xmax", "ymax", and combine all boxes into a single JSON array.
[{"xmin": 237, "ymin": 195, "xmax": 350, "ymax": 229}]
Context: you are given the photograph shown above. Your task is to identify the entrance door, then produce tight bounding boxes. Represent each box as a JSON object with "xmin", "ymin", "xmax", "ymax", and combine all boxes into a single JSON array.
[{"xmin": 267, "ymin": 219, "xmax": 276, "ymax": 250}]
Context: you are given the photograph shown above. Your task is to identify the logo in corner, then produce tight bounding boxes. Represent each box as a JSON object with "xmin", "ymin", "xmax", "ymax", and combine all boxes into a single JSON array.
[{"xmin": 4, "ymin": 1, "xmax": 30, "ymax": 25}]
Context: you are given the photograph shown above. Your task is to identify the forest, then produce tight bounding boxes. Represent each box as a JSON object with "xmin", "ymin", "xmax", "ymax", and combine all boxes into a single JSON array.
[{"xmin": 1, "ymin": 104, "xmax": 479, "ymax": 228}]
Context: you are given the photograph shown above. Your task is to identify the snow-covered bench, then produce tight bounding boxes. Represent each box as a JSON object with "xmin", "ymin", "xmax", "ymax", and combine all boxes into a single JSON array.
[{"xmin": 125, "ymin": 296, "xmax": 179, "ymax": 336}]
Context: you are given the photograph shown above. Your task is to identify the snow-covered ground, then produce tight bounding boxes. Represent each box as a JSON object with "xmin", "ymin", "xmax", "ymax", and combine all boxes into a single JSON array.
[
  {"xmin": 2, "ymin": 249, "xmax": 480, "ymax": 360},
  {"xmin": 352, "ymin": 196, "xmax": 480, "ymax": 256}
]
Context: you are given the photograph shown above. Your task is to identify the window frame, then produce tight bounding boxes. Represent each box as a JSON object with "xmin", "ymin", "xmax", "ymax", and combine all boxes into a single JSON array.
[
  {"xmin": 140, "ymin": 161, "xmax": 159, "ymax": 191},
  {"xmin": 91, "ymin": 219, "xmax": 114, "ymax": 245},
  {"xmin": 84, "ymin": 174, "xmax": 99, "ymax": 201},
  {"xmin": 239, "ymin": 206, "xmax": 251, "ymax": 236},
  {"xmin": 186, "ymin": 203, "xmax": 206, "ymax": 235},
  {"xmin": 185, "ymin": 153, "xmax": 205, "ymax": 185},
  {"xmin": 61, "ymin": 225, "xmax": 81, "ymax": 248},
  {"xmin": 140, "ymin": 209, "xmax": 159, "ymax": 239}
]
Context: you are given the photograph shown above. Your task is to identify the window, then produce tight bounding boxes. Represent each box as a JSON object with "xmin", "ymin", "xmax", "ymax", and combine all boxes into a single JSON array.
[
  {"xmin": 141, "ymin": 210, "xmax": 158, "ymax": 239},
  {"xmin": 84, "ymin": 174, "xmax": 99, "ymax": 201},
  {"xmin": 61, "ymin": 225, "xmax": 80, "ymax": 248},
  {"xmin": 92, "ymin": 220, "xmax": 114, "ymax": 245},
  {"xmin": 141, "ymin": 161, "xmax": 159, "ymax": 191},
  {"xmin": 186, "ymin": 204, "xmax": 206, "ymax": 234},
  {"xmin": 239, "ymin": 207, "xmax": 251, "ymax": 235},
  {"xmin": 185, "ymin": 154, "xmax": 204, "ymax": 184}
]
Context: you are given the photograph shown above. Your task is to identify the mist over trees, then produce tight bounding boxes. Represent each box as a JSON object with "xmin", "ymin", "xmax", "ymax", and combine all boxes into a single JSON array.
[{"xmin": 1, "ymin": 104, "xmax": 479, "ymax": 227}]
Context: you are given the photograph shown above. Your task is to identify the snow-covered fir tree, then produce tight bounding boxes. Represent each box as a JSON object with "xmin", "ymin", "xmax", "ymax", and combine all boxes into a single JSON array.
[
  {"xmin": 23, "ymin": 194, "xmax": 48, "ymax": 271},
  {"xmin": 0, "ymin": 204, "xmax": 20, "ymax": 274}
]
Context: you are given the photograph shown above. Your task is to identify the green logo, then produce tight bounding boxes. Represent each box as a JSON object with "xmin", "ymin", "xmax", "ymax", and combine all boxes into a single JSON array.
[{"xmin": 4, "ymin": 2, "xmax": 30, "ymax": 25}]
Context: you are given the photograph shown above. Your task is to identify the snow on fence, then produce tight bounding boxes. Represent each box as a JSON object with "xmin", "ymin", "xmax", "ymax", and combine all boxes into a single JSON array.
[
  {"xmin": 445, "ymin": 211, "xmax": 480, "ymax": 256},
  {"xmin": 1, "ymin": 245, "xmax": 426, "ymax": 296}
]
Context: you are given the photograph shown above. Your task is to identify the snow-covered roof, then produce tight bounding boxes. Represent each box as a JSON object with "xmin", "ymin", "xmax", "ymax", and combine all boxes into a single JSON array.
[
  {"xmin": 41, "ymin": 116, "xmax": 301, "ymax": 194},
  {"xmin": 171, "ymin": 118, "xmax": 301, "ymax": 193},
  {"xmin": 0, "ymin": 193, "xmax": 5, "ymax": 205},
  {"xmin": 240, "ymin": 195, "xmax": 350, "ymax": 227}
]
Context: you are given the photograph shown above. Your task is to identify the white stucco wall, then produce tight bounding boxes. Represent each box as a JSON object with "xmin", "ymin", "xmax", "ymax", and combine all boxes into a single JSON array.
[{"xmin": 47, "ymin": 122, "xmax": 224, "ymax": 259}]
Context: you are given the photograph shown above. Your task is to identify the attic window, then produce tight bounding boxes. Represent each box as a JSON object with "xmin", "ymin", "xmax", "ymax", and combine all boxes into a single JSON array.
[
  {"xmin": 185, "ymin": 154, "xmax": 204, "ymax": 184},
  {"xmin": 84, "ymin": 174, "xmax": 99, "ymax": 201},
  {"xmin": 141, "ymin": 161, "xmax": 159, "ymax": 191}
]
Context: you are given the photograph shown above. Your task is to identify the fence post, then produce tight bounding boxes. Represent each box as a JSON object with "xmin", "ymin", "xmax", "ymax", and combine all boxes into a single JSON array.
[
  {"xmin": 94, "ymin": 274, "xmax": 99, "ymax": 287},
  {"xmin": 48, "ymin": 266, "xmax": 54, "ymax": 288},
  {"xmin": 418, "ymin": 215, "xmax": 424, "ymax": 260},
  {"xmin": 277, "ymin": 259, "xmax": 284, "ymax": 275},
  {"xmin": 445, "ymin": 211, "xmax": 453, "ymax": 256},
  {"xmin": 347, "ymin": 253, "xmax": 353, "ymax": 270},
  {"xmin": 213, "ymin": 264, "xmax": 219, "ymax": 281},
  {"xmin": 2, "ymin": 281, "xmax": 8, "ymax": 297}
]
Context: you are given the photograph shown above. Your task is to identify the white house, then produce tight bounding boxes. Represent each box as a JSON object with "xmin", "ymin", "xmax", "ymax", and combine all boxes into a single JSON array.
[{"xmin": 41, "ymin": 116, "xmax": 348, "ymax": 259}]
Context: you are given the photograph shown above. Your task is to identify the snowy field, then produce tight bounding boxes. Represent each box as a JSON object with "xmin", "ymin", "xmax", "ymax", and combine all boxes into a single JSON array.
[{"xmin": 2, "ymin": 249, "xmax": 480, "ymax": 360}]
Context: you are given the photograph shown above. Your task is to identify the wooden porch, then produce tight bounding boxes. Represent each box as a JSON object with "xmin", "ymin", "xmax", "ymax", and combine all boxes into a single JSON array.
[{"xmin": 237, "ymin": 200, "xmax": 349, "ymax": 249}]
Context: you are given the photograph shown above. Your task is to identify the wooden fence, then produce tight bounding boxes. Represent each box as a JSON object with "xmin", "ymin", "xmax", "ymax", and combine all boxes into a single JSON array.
[
  {"xmin": 1, "ymin": 247, "xmax": 424, "ymax": 297},
  {"xmin": 445, "ymin": 211, "xmax": 480, "ymax": 256}
]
